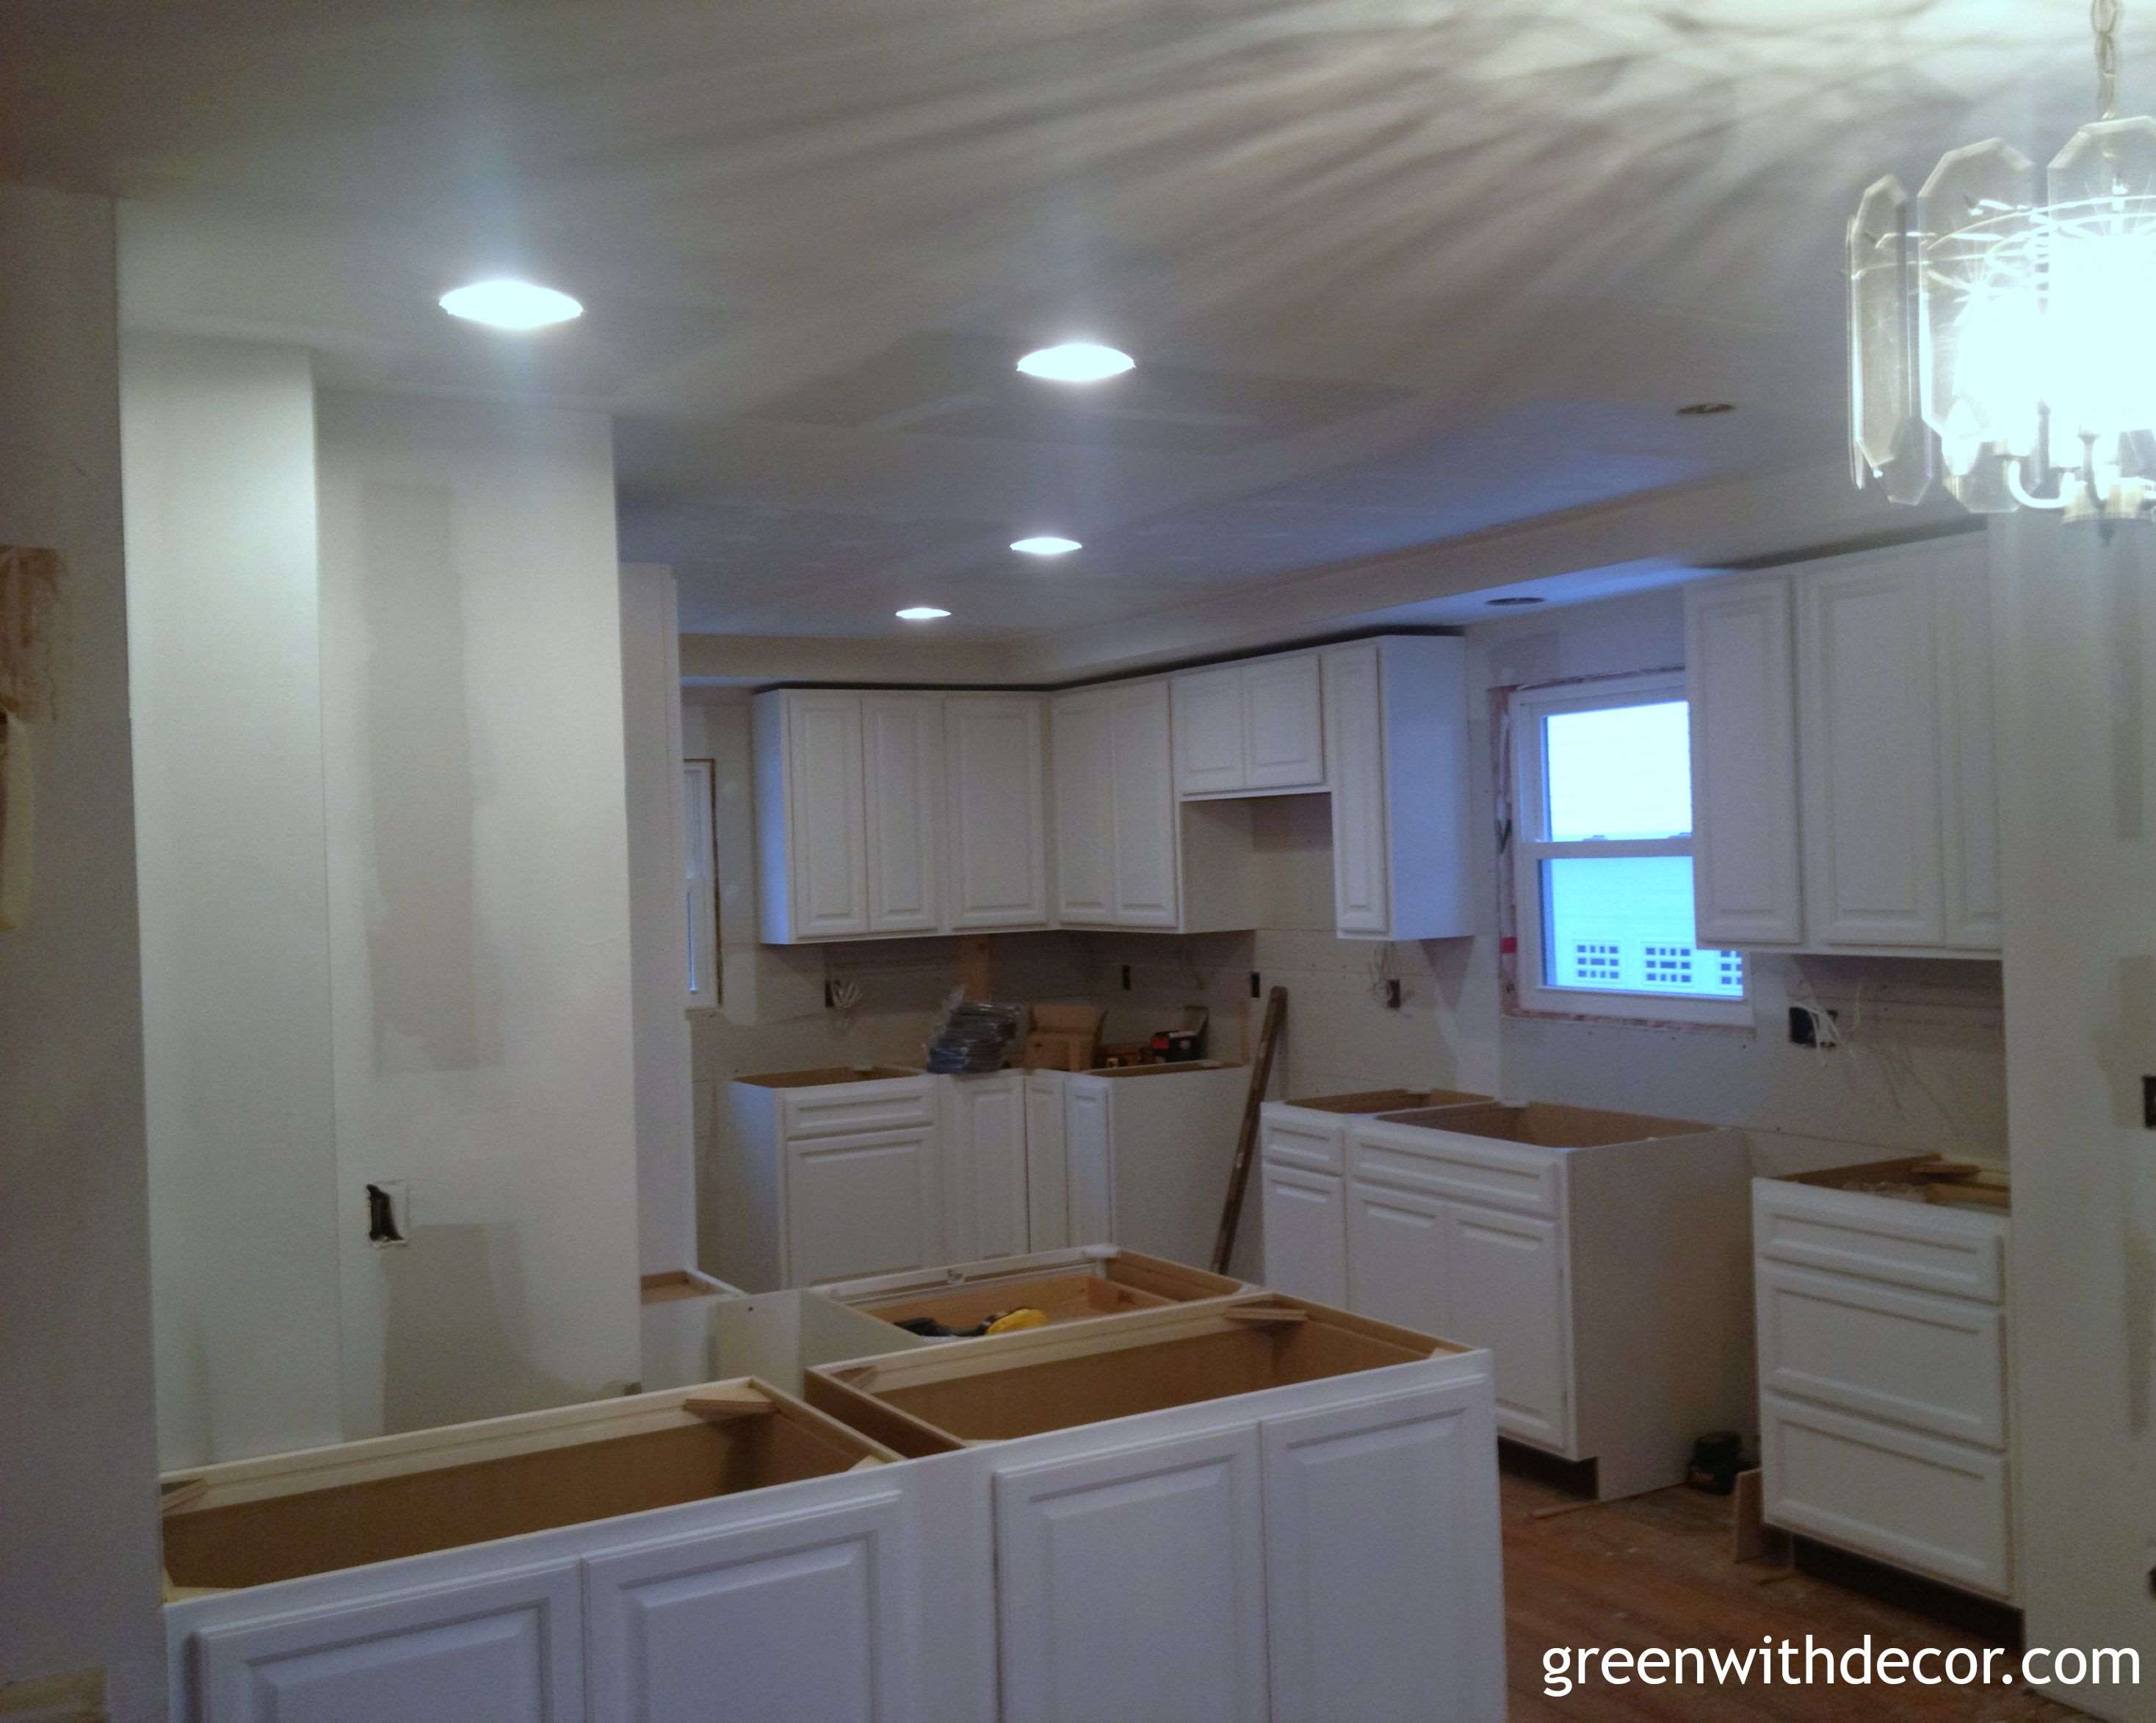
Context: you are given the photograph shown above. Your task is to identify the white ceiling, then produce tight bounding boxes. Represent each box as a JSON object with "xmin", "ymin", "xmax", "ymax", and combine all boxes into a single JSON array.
[{"xmin": 2, "ymin": 0, "xmax": 2116, "ymax": 672}]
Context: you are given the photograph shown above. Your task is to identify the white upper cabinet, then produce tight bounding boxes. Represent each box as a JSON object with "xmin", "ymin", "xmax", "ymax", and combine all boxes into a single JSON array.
[
  {"xmin": 755, "ymin": 690, "xmax": 870, "ymax": 942},
  {"xmin": 1322, "ymin": 637, "xmax": 1473, "ymax": 941},
  {"xmin": 944, "ymin": 696, "xmax": 1051, "ymax": 930},
  {"xmin": 861, "ymin": 693, "xmax": 941, "ymax": 934},
  {"xmin": 1050, "ymin": 682, "xmax": 1179, "ymax": 929},
  {"xmin": 1172, "ymin": 652, "xmax": 1325, "ymax": 797},
  {"xmin": 1685, "ymin": 575, "xmax": 1803, "ymax": 947},
  {"xmin": 1686, "ymin": 539, "xmax": 1999, "ymax": 957},
  {"xmin": 1049, "ymin": 688, "xmax": 1116, "ymax": 924}
]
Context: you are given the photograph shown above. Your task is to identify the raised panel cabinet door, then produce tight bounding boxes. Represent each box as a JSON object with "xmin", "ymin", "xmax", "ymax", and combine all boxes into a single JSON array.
[
  {"xmin": 946, "ymin": 1074, "xmax": 1030, "ymax": 1263},
  {"xmin": 1346, "ymin": 1179, "xmax": 1447, "ymax": 1335},
  {"xmin": 1242, "ymin": 653, "xmax": 1325, "ymax": 789},
  {"xmin": 584, "ymin": 1489, "xmax": 919, "ymax": 1723},
  {"xmin": 1797, "ymin": 554, "xmax": 1948, "ymax": 947},
  {"xmin": 945, "ymin": 697, "xmax": 1049, "ymax": 928},
  {"xmin": 786, "ymin": 1125, "xmax": 940, "ymax": 1285},
  {"xmin": 1172, "ymin": 665, "xmax": 1248, "ymax": 796},
  {"xmin": 1109, "ymin": 680, "xmax": 1179, "ymax": 925},
  {"xmin": 786, "ymin": 693, "xmax": 871, "ymax": 938},
  {"xmin": 1684, "ymin": 575, "xmax": 1803, "ymax": 946},
  {"xmin": 1024, "ymin": 1072, "xmax": 1070, "ymax": 1251},
  {"xmin": 1062, "ymin": 1082, "xmax": 1114, "ymax": 1245},
  {"xmin": 861, "ymin": 694, "xmax": 941, "ymax": 933},
  {"xmin": 1933, "ymin": 560, "xmax": 2002, "ymax": 950},
  {"xmin": 1262, "ymin": 1383, "xmax": 1505, "ymax": 1723},
  {"xmin": 994, "ymin": 1426, "xmax": 1269, "ymax": 1723},
  {"xmin": 195, "ymin": 1564, "xmax": 582, "ymax": 1723},
  {"xmin": 1259, "ymin": 1162, "xmax": 1348, "ymax": 1307},
  {"xmin": 1321, "ymin": 642, "xmax": 1391, "ymax": 935},
  {"xmin": 1440, "ymin": 1203, "xmax": 1569, "ymax": 1451},
  {"xmin": 1049, "ymin": 690, "xmax": 1115, "ymax": 923}
]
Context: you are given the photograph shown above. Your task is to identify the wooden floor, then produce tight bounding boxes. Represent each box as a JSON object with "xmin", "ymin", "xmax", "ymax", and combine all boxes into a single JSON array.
[{"xmin": 1500, "ymin": 1461, "xmax": 2080, "ymax": 1719}]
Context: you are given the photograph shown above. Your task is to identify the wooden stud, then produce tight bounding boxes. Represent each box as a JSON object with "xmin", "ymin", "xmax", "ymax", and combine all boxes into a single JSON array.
[{"xmin": 956, "ymin": 935, "xmax": 994, "ymax": 1000}]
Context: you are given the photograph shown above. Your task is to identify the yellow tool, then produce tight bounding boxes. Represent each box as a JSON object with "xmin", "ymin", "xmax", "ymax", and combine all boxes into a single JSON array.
[{"xmin": 983, "ymin": 1307, "xmax": 1048, "ymax": 1335}]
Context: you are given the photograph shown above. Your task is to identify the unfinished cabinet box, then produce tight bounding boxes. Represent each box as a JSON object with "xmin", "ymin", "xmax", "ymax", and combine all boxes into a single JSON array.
[
  {"xmin": 1258, "ymin": 1088, "xmax": 1491, "ymax": 1306},
  {"xmin": 160, "ymin": 1379, "xmax": 980, "ymax": 1723},
  {"xmin": 805, "ymin": 1294, "xmax": 1505, "ymax": 1723},
  {"xmin": 1754, "ymin": 1162, "xmax": 2015, "ymax": 1600},
  {"xmin": 1685, "ymin": 538, "xmax": 2000, "ymax": 957},
  {"xmin": 720, "ymin": 1068, "xmax": 941, "ymax": 1290},
  {"xmin": 1325, "ymin": 1101, "xmax": 1755, "ymax": 1498},
  {"xmin": 820, "ymin": 1246, "xmax": 1244, "ymax": 1343}
]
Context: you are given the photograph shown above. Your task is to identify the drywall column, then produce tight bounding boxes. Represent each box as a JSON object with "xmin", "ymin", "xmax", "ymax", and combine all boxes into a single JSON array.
[
  {"xmin": 316, "ymin": 393, "xmax": 642, "ymax": 1437},
  {"xmin": 1991, "ymin": 514, "xmax": 2156, "ymax": 1721},
  {"xmin": 122, "ymin": 333, "xmax": 343, "ymax": 1469},
  {"xmin": 620, "ymin": 563, "xmax": 696, "ymax": 1276},
  {"xmin": 0, "ymin": 185, "xmax": 165, "ymax": 1719}
]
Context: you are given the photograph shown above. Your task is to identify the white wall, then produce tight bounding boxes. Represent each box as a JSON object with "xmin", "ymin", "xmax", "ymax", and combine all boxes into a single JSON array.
[
  {"xmin": 316, "ymin": 391, "xmax": 642, "ymax": 1436},
  {"xmin": 122, "ymin": 333, "xmax": 344, "ymax": 1470},
  {"xmin": 1992, "ymin": 516, "xmax": 2156, "ymax": 1722},
  {"xmin": 621, "ymin": 563, "xmax": 695, "ymax": 1276},
  {"xmin": 0, "ymin": 184, "xmax": 166, "ymax": 1719}
]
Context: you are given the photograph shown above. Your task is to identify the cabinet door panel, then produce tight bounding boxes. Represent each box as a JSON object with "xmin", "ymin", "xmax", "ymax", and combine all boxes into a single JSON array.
[
  {"xmin": 585, "ymin": 1492, "xmax": 917, "ymax": 1723},
  {"xmin": 861, "ymin": 695, "xmax": 941, "ymax": 933},
  {"xmin": 1049, "ymin": 692, "xmax": 1114, "ymax": 924},
  {"xmin": 1263, "ymin": 1384, "xmax": 1505, "ymax": 1723},
  {"xmin": 786, "ymin": 695, "xmax": 870, "ymax": 938},
  {"xmin": 945, "ymin": 698, "xmax": 1049, "ymax": 928},
  {"xmin": 1322, "ymin": 643, "xmax": 1390, "ymax": 935},
  {"xmin": 787, "ymin": 1127, "xmax": 939, "ymax": 1285},
  {"xmin": 1063, "ymin": 1083, "xmax": 1113, "ymax": 1246},
  {"xmin": 1346, "ymin": 1180, "xmax": 1447, "ymax": 1334},
  {"xmin": 196, "ymin": 1564, "xmax": 581, "ymax": 1723},
  {"xmin": 995, "ymin": 1427, "xmax": 1267, "ymax": 1723},
  {"xmin": 1259, "ymin": 1163, "xmax": 1348, "ymax": 1307},
  {"xmin": 1935, "ymin": 563, "xmax": 2001, "ymax": 950},
  {"xmin": 1685, "ymin": 577, "xmax": 1803, "ymax": 945},
  {"xmin": 1798, "ymin": 558, "xmax": 1947, "ymax": 947},
  {"xmin": 1242, "ymin": 654, "xmax": 1325, "ymax": 789},
  {"xmin": 1024, "ymin": 1073, "xmax": 1070, "ymax": 1251},
  {"xmin": 1173, "ymin": 667, "xmax": 1248, "ymax": 796},
  {"xmin": 1441, "ymin": 1204, "xmax": 1569, "ymax": 1451},
  {"xmin": 1109, "ymin": 681, "xmax": 1178, "ymax": 925},
  {"xmin": 946, "ymin": 1076, "xmax": 1028, "ymax": 1264}
]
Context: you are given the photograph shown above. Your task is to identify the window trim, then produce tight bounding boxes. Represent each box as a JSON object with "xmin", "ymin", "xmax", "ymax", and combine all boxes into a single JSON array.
[
  {"xmin": 683, "ymin": 757, "xmax": 719, "ymax": 1012},
  {"xmin": 1505, "ymin": 669, "xmax": 1753, "ymax": 1029}
]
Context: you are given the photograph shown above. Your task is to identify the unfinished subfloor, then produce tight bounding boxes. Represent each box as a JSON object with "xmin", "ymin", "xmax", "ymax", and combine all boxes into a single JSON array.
[{"xmin": 1501, "ymin": 1458, "xmax": 2077, "ymax": 1720}]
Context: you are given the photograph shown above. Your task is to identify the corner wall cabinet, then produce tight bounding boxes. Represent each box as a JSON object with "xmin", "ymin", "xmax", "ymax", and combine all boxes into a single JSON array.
[
  {"xmin": 1685, "ymin": 538, "xmax": 2000, "ymax": 957},
  {"xmin": 1259, "ymin": 1097, "xmax": 1756, "ymax": 1498}
]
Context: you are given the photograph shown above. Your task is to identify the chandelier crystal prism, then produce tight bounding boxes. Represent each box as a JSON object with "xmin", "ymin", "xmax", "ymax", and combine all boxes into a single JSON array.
[{"xmin": 1852, "ymin": 0, "xmax": 2156, "ymax": 521}]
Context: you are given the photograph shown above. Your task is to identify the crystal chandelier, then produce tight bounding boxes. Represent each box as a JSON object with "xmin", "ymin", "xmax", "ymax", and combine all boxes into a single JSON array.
[{"xmin": 1852, "ymin": 0, "xmax": 2156, "ymax": 521}]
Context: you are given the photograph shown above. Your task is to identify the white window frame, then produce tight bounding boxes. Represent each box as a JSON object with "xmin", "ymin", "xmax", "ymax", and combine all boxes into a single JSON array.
[
  {"xmin": 1509, "ymin": 670, "xmax": 1752, "ymax": 1028},
  {"xmin": 684, "ymin": 758, "xmax": 719, "ymax": 1011}
]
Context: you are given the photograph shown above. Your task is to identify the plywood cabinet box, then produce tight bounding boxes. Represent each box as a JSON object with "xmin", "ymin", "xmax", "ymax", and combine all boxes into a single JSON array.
[
  {"xmin": 160, "ymin": 1377, "xmax": 990, "ymax": 1723},
  {"xmin": 720, "ymin": 1062, "xmax": 1251, "ymax": 1291},
  {"xmin": 820, "ymin": 1244, "xmax": 1245, "ymax": 1337},
  {"xmin": 753, "ymin": 687, "xmax": 1048, "ymax": 942},
  {"xmin": 806, "ymin": 1293, "xmax": 1507, "ymax": 1722},
  {"xmin": 1262, "ymin": 1095, "xmax": 1757, "ymax": 1498},
  {"xmin": 1753, "ymin": 1163, "xmax": 2015, "ymax": 1600},
  {"xmin": 1686, "ymin": 538, "xmax": 2000, "ymax": 957}
]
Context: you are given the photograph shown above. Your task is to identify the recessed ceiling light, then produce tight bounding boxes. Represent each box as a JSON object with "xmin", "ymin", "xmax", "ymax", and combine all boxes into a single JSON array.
[
  {"xmin": 1675, "ymin": 401, "xmax": 1736, "ymax": 416},
  {"xmin": 1016, "ymin": 342, "xmax": 1135, "ymax": 383},
  {"xmin": 895, "ymin": 605, "xmax": 951, "ymax": 622},
  {"xmin": 1010, "ymin": 535, "xmax": 1082, "ymax": 556},
  {"xmin": 1486, "ymin": 595, "xmax": 1547, "ymax": 607},
  {"xmin": 438, "ymin": 278, "xmax": 584, "ymax": 330}
]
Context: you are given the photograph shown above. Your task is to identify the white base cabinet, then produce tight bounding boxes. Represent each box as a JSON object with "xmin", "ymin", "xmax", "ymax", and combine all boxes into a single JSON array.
[
  {"xmin": 1753, "ymin": 1171, "xmax": 2015, "ymax": 1599},
  {"xmin": 1261, "ymin": 1099, "xmax": 1757, "ymax": 1498}
]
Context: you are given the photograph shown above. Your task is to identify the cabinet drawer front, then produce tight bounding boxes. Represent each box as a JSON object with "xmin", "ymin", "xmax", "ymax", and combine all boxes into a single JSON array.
[
  {"xmin": 1259, "ymin": 1108, "xmax": 1345, "ymax": 1174},
  {"xmin": 1754, "ymin": 1182, "xmax": 2004, "ymax": 1302},
  {"xmin": 783, "ymin": 1080, "xmax": 934, "ymax": 1139},
  {"xmin": 1761, "ymin": 1393, "xmax": 2011, "ymax": 1599},
  {"xmin": 1350, "ymin": 1126, "xmax": 1559, "ymax": 1218},
  {"xmin": 1758, "ymin": 1264, "xmax": 2007, "ymax": 1448}
]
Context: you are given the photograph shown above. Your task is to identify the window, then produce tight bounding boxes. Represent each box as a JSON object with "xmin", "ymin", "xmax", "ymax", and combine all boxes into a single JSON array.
[
  {"xmin": 684, "ymin": 759, "xmax": 718, "ymax": 1010},
  {"xmin": 1508, "ymin": 671, "xmax": 1749, "ymax": 1026}
]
